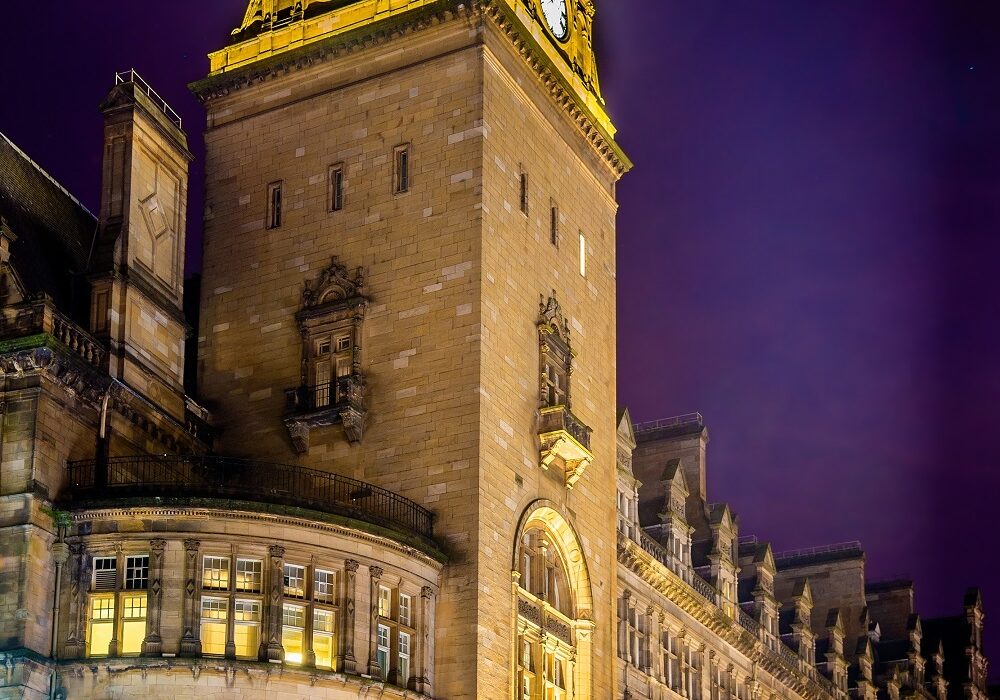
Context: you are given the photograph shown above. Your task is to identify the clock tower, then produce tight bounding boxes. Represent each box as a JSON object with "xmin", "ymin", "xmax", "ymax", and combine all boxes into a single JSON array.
[{"xmin": 192, "ymin": 0, "xmax": 629, "ymax": 697}]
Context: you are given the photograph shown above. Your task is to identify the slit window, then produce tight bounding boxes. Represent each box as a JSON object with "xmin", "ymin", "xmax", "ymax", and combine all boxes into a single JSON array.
[
  {"xmin": 550, "ymin": 204, "xmax": 560, "ymax": 247},
  {"xmin": 267, "ymin": 181, "xmax": 283, "ymax": 229},
  {"xmin": 394, "ymin": 145, "xmax": 411, "ymax": 194},
  {"xmin": 520, "ymin": 169, "xmax": 530, "ymax": 214},
  {"xmin": 579, "ymin": 232, "xmax": 587, "ymax": 277},
  {"xmin": 329, "ymin": 164, "xmax": 344, "ymax": 212}
]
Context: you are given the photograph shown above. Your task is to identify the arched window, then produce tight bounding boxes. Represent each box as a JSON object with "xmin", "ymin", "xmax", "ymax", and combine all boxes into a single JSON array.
[{"xmin": 513, "ymin": 506, "xmax": 594, "ymax": 700}]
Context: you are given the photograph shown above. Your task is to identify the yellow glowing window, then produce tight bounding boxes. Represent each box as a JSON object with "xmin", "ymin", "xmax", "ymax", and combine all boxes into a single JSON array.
[
  {"xmin": 202, "ymin": 556, "xmax": 230, "ymax": 590},
  {"xmin": 283, "ymin": 564, "xmax": 305, "ymax": 599},
  {"xmin": 399, "ymin": 594, "xmax": 412, "ymax": 627},
  {"xmin": 378, "ymin": 586, "xmax": 392, "ymax": 618},
  {"xmin": 314, "ymin": 569, "xmax": 335, "ymax": 604},
  {"xmin": 120, "ymin": 593, "xmax": 147, "ymax": 655},
  {"xmin": 282, "ymin": 603, "xmax": 306, "ymax": 665},
  {"xmin": 87, "ymin": 596, "xmax": 115, "ymax": 657},
  {"xmin": 235, "ymin": 559, "xmax": 262, "ymax": 593},
  {"xmin": 200, "ymin": 597, "xmax": 228, "ymax": 656},
  {"xmin": 234, "ymin": 600, "xmax": 261, "ymax": 659},
  {"xmin": 313, "ymin": 612, "xmax": 336, "ymax": 670}
]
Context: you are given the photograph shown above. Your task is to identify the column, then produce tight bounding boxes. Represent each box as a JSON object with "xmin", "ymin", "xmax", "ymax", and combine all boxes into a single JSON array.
[
  {"xmin": 653, "ymin": 609, "xmax": 665, "ymax": 684},
  {"xmin": 225, "ymin": 547, "xmax": 237, "ymax": 659},
  {"xmin": 643, "ymin": 606, "xmax": 654, "ymax": 675},
  {"xmin": 64, "ymin": 544, "xmax": 86, "ymax": 659},
  {"xmin": 340, "ymin": 559, "xmax": 358, "ymax": 674},
  {"xmin": 142, "ymin": 539, "xmax": 166, "ymax": 656},
  {"xmin": 367, "ymin": 566, "xmax": 384, "ymax": 676},
  {"xmin": 265, "ymin": 545, "xmax": 285, "ymax": 661},
  {"xmin": 415, "ymin": 585, "xmax": 435, "ymax": 695},
  {"xmin": 620, "ymin": 590, "xmax": 632, "ymax": 664},
  {"xmin": 107, "ymin": 544, "xmax": 123, "ymax": 657},
  {"xmin": 304, "ymin": 555, "xmax": 316, "ymax": 668},
  {"xmin": 179, "ymin": 539, "xmax": 201, "ymax": 657}
]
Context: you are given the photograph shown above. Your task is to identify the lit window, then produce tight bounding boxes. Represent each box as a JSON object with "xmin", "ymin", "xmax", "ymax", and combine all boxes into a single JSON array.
[
  {"xmin": 378, "ymin": 586, "xmax": 392, "ymax": 618},
  {"xmin": 313, "ymin": 609, "xmax": 336, "ymax": 670},
  {"xmin": 124, "ymin": 556, "xmax": 149, "ymax": 590},
  {"xmin": 93, "ymin": 557, "xmax": 117, "ymax": 591},
  {"xmin": 377, "ymin": 623, "xmax": 391, "ymax": 681},
  {"xmin": 579, "ymin": 232, "xmax": 586, "ymax": 277},
  {"xmin": 399, "ymin": 631, "xmax": 411, "ymax": 687},
  {"xmin": 120, "ymin": 593, "xmax": 147, "ymax": 655},
  {"xmin": 202, "ymin": 556, "xmax": 230, "ymax": 590},
  {"xmin": 200, "ymin": 597, "xmax": 228, "ymax": 656},
  {"xmin": 394, "ymin": 145, "xmax": 410, "ymax": 194},
  {"xmin": 234, "ymin": 600, "xmax": 261, "ymax": 659},
  {"xmin": 283, "ymin": 604, "xmax": 307, "ymax": 665},
  {"xmin": 87, "ymin": 596, "xmax": 115, "ymax": 657},
  {"xmin": 284, "ymin": 564, "xmax": 306, "ymax": 599},
  {"xmin": 399, "ymin": 594, "xmax": 412, "ymax": 627},
  {"xmin": 329, "ymin": 164, "xmax": 344, "ymax": 212},
  {"xmin": 267, "ymin": 181, "xmax": 283, "ymax": 229},
  {"xmin": 314, "ymin": 569, "xmax": 336, "ymax": 604},
  {"xmin": 236, "ymin": 559, "xmax": 263, "ymax": 593}
]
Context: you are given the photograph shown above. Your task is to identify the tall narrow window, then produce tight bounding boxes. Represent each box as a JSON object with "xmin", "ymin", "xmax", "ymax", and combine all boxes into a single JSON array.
[
  {"xmin": 313, "ymin": 609, "xmax": 336, "ymax": 669},
  {"xmin": 377, "ymin": 623, "xmax": 391, "ymax": 680},
  {"xmin": 93, "ymin": 289, "xmax": 110, "ymax": 334},
  {"xmin": 398, "ymin": 631, "xmax": 411, "ymax": 687},
  {"xmin": 267, "ymin": 181, "xmax": 283, "ymax": 229},
  {"xmin": 329, "ymin": 164, "xmax": 345, "ymax": 211},
  {"xmin": 282, "ymin": 603, "xmax": 307, "ymax": 664},
  {"xmin": 378, "ymin": 585, "xmax": 392, "ymax": 618},
  {"xmin": 520, "ymin": 169, "xmax": 530, "ymax": 214},
  {"xmin": 399, "ymin": 594, "xmax": 412, "ymax": 627},
  {"xmin": 201, "ymin": 597, "xmax": 228, "ymax": 656},
  {"xmin": 284, "ymin": 564, "xmax": 306, "ymax": 599},
  {"xmin": 87, "ymin": 597, "xmax": 115, "ymax": 657},
  {"xmin": 120, "ymin": 593, "xmax": 147, "ymax": 655},
  {"xmin": 394, "ymin": 145, "xmax": 410, "ymax": 194},
  {"xmin": 314, "ymin": 569, "xmax": 336, "ymax": 604},
  {"xmin": 579, "ymin": 232, "xmax": 587, "ymax": 277},
  {"xmin": 550, "ymin": 204, "xmax": 560, "ymax": 247},
  {"xmin": 234, "ymin": 600, "xmax": 261, "ymax": 659}
]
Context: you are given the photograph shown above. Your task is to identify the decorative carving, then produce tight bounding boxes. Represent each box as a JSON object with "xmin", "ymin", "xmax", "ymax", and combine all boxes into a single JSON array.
[
  {"xmin": 344, "ymin": 559, "xmax": 360, "ymax": 573},
  {"xmin": 545, "ymin": 616, "xmax": 572, "ymax": 645},
  {"xmin": 266, "ymin": 545, "xmax": 286, "ymax": 661},
  {"xmin": 518, "ymin": 597, "xmax": 542, "ymax": 626},
  {"xmin": 368, "ymin": 565, "xmax": 385, "ymax": 676},
  {"xmin": 179, "ymin": 540, "xmax": 201, "ymax": 657},
  {"xmin": 341, "ymin": 559, "xmax": 359, "ymax": 674},
  {"xmin": 301, "ymin": 256, "xmax": 365, "ymax": 310},
  {"xmin": 538, "ymin": 291, "xmax": 571, "ymax": 346}
]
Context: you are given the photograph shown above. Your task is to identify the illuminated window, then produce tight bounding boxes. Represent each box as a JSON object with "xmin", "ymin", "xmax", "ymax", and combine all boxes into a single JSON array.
[
  {"xmin": 314, "ymin": 569, "xmax": 336, "ymax": 604},
  {"xmin": 202, "ymin": 556, "xmax": 230, "ymax": 590},
  {"xmin": 399, "ymin": 594, "xmax": 412, "ymax": 627},
  {"xmin": 283, "ymin": 604, "xmax": 306, "ymax": 664},
  {"xmin": 377, "ymin": 623, "xmax": 391, "ymax": 681},
  {"xmin": 200, "ymin": 597, "xmax": 228, "ymax": 656},
  {"xmin": 87, "ymin": 596, "xmax": 115, "ymax": 657},
  {"xmin": 329, "ymin": 163, "xmax": 344, "ymax": 212},
  {"xmin": 378, "ymin": 585, "xmax": 392, "ymax": 618},
  {"xmin": 120, "ymin": 593, "xmax": 147, "ymax": 655},
  {"xmin": 267, "ymin": 181, "xmax": 283, "ymax": 229},
  {"xmin": 235, "ymin": 559, "xmax": 263, "ymax": 593},
  {"xmin": 545, "ymin": 652, "xmax": 568, "ymax": 699},
  {"xmin": 93, "ymin": 557, "xmax": 117, "ymax": 591},
  {"xmin": 125, "ymin": 556, "xmax": 149, "ymax": 590},
  {"xmin": 284, "ymin": 564, "xmax": 306, "ymax": 599},
  {"xmin": 394, "ymin": 144, "xmax": 410, "ymax": 194},
  {"xmin": 518, "ymin": 636, "xmax": 535, "ymax": 700},
  {"xmin": 398, "ymin": 631, "xmax": 411, "ymax": 688},
  {"xmin": 313, "ymin": 609, "xmax": 336, "ymax": 670},
  {"xmin": 234, "ymin": 600, "xmax": 261, "ymax": 659}
]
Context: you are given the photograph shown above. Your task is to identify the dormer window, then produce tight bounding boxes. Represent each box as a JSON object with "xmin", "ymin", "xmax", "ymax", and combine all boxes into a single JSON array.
[{"xmin": 284, "ymin": 257, "xmax": 368, "ymax": 453}]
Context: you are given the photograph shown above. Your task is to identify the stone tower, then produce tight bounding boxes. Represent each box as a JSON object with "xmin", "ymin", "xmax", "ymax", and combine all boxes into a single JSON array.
[{"xmin": 191, "ymin": 1, "xmax": 629, "ymax": 696}]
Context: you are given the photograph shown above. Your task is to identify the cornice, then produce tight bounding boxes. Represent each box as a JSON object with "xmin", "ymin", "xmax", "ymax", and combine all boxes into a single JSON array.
[
  {"xmin": 71, "ymin": 504, "xmax": 445, "ymax": 569},
  {"xmin": 618, "ymin": 533, "xmax": 838, "ymax": 700},
  {"xmin": 189, "ymin": 0, "xmax": 629, "ymax": 177}
]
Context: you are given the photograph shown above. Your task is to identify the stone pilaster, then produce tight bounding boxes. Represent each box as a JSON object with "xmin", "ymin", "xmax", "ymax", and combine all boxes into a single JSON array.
[
  {"xmin": 341, "ymin": 559, "xmax": 359, "ymax": 674},
  {"xmin": 415, "ymin": 585, "xmax": 435, "ymax": 695},
  {"xmin": 265, "ymin": 545, "xmax": 285, "ymax": 662},
  {"xmin": 64, "ymin": 544, "xmax": 86, "ymax": 659},
  {"xmin": 367, "ymin": 565, "xmax": 384, "ymax": 677},
  {"xmin": 106, "ymin": 544, "xmax": 123, "ymax": 657},
  {"xmin": 142, "ymin": 539, "xmax": 166, "ymax": 656},
  {"xmin": 643, "ymin": 606, "xmax": 654, "ymax": 675},
  {"xmin": 179, "ymin": 539, "xmax": 201, "ymax": 657}
]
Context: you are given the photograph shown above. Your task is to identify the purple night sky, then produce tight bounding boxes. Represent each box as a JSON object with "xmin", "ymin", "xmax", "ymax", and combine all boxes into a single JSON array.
[{"xmin": 2, "ymin": 1, "xmax": 998, "ymax": 677}]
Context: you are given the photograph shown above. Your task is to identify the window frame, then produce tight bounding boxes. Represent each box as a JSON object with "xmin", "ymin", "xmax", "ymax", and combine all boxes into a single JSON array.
[
  {"xmin": 267, "ymin": 180, "xmax": 283, "ymax": 229},
  {"xmin": 329, "ymin": 163, "xmax": 345, "ymax": 212},
  {"xmin": 393, "ymin": 144, "xmax": 411, "ymax": 194}
]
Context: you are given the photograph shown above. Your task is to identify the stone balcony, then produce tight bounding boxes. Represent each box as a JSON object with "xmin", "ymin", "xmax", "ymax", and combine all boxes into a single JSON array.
[
  {"xmin": 0, "ymin": 296, "xmax": 106, "ymax": 368},
  {"xmin": 283, "ymin": 373, "xmax": 366, "ymax": 452},
  {"xmin": 538, "ymin": 404, "xmax": 593, "ymax": 489}
]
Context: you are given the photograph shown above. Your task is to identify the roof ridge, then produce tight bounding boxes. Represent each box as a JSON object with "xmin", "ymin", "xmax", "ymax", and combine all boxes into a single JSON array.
[{"xmin": 0, "ymin": 129, "xmax": 96, "ymax": 220}]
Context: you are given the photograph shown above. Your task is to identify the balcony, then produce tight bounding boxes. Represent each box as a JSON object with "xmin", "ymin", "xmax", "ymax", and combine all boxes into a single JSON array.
[
  {"xmin": 538, "ymin": 405, "xmax": 593, "ymax": 489},
  {"xmin": 283, "ymin": 374, "xmax": 366, "ymax": 452},
  {"xmin": 64, "ymin": 454, "xmax": 435, "ymax": 544},
  {"xmin": 0, "ymin": 297, "xmax": 106, "ymax": 368}
]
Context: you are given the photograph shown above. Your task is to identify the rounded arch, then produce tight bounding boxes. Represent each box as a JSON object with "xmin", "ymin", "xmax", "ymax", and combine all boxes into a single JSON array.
[{"xmin": 512, "ymin": 500, "xmax": 594, "ymax": 620}]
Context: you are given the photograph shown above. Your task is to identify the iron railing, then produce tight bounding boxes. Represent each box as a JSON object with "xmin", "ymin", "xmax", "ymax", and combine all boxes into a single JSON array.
[
  {"xmin": 285, "ymin": 375, "xmax": 363, "ymax": 414},
  {"xmin": 65, "ymin": 455, "xmax": 434, "ymax": 541},
  {"xmin": 774, "ymin": 541, "xmax": 863, "ymax": 562},
  {"xmin": 633, "ymin": 412, "xmax": 704, "ymax": 434},
  {"xmin": 538, "ymin": 405, "xmax": 592, "ymax": 450},
  {"xmin": 116, "ymin": 69, "xmax": 182, "ymax": 129}
]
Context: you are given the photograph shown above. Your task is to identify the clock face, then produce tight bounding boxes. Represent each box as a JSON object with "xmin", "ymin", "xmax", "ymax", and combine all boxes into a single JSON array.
[{"xmin": 540, "ymin": 0, "xmax": 569, "ymax": 41}]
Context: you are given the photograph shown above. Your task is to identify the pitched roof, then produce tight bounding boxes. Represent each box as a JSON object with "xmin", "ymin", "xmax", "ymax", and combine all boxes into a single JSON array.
[{"xmin": 0, "ymin": 131, "xmax": 96, "ymax": 315}]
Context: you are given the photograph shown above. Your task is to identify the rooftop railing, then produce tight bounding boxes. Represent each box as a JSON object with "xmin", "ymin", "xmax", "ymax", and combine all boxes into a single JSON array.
[
  {"xmin": 65, "ymin": 455, "xmax": 435, "ymax": 542},
  {"xmin": 633, "ymin": 412, "xmax": 704, "ymax": 434},
  {"xmin": 116, "ymin": 69, "xmax": 183, "ymax": 129},
  {"xmin": 774, "ymin": 541, "xmax": 863, "ymax": 562}
]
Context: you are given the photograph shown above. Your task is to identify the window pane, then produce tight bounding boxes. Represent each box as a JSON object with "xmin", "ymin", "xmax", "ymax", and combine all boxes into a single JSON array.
[
  {"xmin": 314, "ymin": 609, "xmax": 335, "ymax": 633},
  {"xmin": 202, "ymin": 621, "xmax": 227, "ymax": 656},
  {"xmin": 125, "ymin": 556, "xmax": 149, "ymax": 590},
  {"xmin": 314, "ymin": 631, "xmax": 335, "ymax": 669},
  {"xmin": 378, "ymin": 586, "xmax": 392, "ymax": 618},
  {"xmin": 283, "ymin": 627, "xmax": 304, "ymax": 665},
  {"xmin": 121, "ymin": 617, "xmax": 146, "ymax": 655},
  {"xmin": 399, "ymin": 594, "xmax": 412, "ymax": 627},
  {"xmin": 314, "ymin": 570, "xmax": 335, "ymax": 604},
  {"xmin": 236, "ymin": 559, "xmax": 262, "ymax": 593},
  {"xmin": 234, "ymin": 622, "xmax": 259, "ymax": 660},
  {"xmin": 203, "ymin": 556, "xmax": 230, "ymax": 590},
  {"xmin": 94, "ymin": 557, "xmax": 117, "ymax": 591},
  {"xmin": 284, "ymin": 564, "xmax": 306, "ymax": 598},
  {"xmin": 235, "ymin": 600, "xmax": 261, "ymax": 622},
  {"xmin": 87, "ymin": 597, "xmax": 115, "ymax": 657}
]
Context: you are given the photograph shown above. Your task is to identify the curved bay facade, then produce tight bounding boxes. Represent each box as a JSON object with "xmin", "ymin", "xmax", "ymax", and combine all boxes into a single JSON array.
[{"xmin": 0, "ymin": 2, "xmax": 991, "ymax": 700}]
